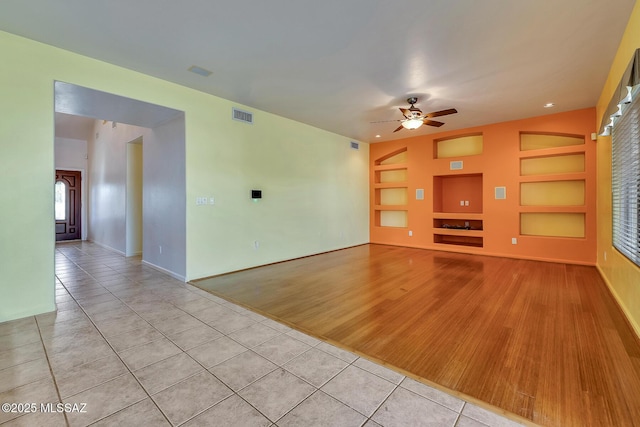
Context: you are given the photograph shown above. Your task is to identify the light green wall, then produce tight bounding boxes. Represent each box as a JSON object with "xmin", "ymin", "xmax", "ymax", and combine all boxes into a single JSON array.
[
  {"xmin": 0, "ymin": 31, "xmax": 369, "ymax": 322},
  {"xmin": 0, "ymin": 33, "xmax": 56, "ymax": 321}
]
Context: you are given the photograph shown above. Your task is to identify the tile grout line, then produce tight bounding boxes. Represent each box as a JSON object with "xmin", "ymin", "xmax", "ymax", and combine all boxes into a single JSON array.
[
  {"xmin": 54, "ymin": 246, "xmax": 174, "ymax": 427},
  {"xmin": 34, "ymin": 314, "xmax": 71, "ymax": 427},
  {"xmin": 57, "ymin": 243, "xmax": 282, "ymax": 426},
  {"xmin": 55, "ymin": 242, "xmax": 477, "ymax": 427}
]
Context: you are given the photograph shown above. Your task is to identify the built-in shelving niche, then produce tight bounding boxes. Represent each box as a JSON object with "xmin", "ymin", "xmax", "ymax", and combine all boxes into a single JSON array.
[
  {"xmin": 434, "ymin": 133, "xmax": 483, "ymax": 159},
  {"xmin": 433, "ymin": 173, "xmax": 484, "ymax": 247},
  {"xmin": 373, "ymin": 148, "xmax": 408, "ymax": 228},
  {"xmin": 518, "ymin": 133, "xmax": 587, "ymax": 238}
]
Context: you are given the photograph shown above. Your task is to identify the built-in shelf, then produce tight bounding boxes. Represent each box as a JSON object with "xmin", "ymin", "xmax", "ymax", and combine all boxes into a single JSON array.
[
  {"xmin": 433, "ymin": 216, "xmax": 484, "ymax": 248},
  {"xmin": 435, "ymin": 133, "xmax": 483, "ymax": 159},
  {"xmin": 518, "ymin": 133, "xmax": 587, "ymax": 238},
  {"xmin": 434, "ymin": 234, "xmax": 483, "ymax": 247},
  {"xmin": 434, "ymin": 218, "xmax": 483, "ymax": 231},
  {"xmin": 520, "ymin": 212, "xmax": 585, "ymax": 238},
  {"xmin": 520, "ymin": 153, "xmax": 585, "ymax": 176},
  {"xmin": 520, "ymin": 133, "xmax": 584, "ymax": 151},
  {"xmin": 433, "ymin": 174, "xmax": 483, "ymax": 214},
  {"xmin": 432, "ymin": 172, "xmax": 484, "ymax": 248},
  {"xmin": 377, "ymin": 210, "xmax": 408, "ymax": 228},
  {"xmin": 432, "ymin": 212, "xmax": 484, "ymax": 220},
  {"xmin": 373, "ymin": 148, "xmax": 409, "ymax": 228},
  {"xmin": 519, "ymin": 173, "xmax": 586, "ymax": 183}
]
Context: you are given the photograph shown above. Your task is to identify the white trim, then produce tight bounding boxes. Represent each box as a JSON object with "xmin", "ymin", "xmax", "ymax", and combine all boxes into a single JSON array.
[
  {"xmin": 88, "ymin": 239, "xmax": 126, "ymax": 256},
  {"xmin": 142, "ymin": 260, "xmax": 186, "ymax": 282}
]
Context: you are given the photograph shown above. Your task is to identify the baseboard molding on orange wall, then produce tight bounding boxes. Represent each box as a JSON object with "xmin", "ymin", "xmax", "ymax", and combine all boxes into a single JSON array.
[
  {"xmin": 370, "ymin": 241, "xmax": 597, "ymax": 266},
  {"xmin": 596, "ymin": 264, "xmax": 640, "ymax": 342}
]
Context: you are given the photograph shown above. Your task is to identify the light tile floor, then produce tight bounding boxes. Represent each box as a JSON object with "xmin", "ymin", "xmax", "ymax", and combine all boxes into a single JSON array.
[{"xmin": 0, "ymin": 242, "xmax": 526, "ymax": 427}]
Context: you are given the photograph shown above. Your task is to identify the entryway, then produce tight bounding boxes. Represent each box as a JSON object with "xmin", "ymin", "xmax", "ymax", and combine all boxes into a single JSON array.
[{"xmin": 54, "ymin": 170, "xmax": 81, "ymax": 241}]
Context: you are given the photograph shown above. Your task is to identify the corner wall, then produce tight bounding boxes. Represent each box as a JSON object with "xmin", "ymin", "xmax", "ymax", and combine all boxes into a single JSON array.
[{"xmin": 595, "ymin": 1, "xmax": 640, "ymax": 336}]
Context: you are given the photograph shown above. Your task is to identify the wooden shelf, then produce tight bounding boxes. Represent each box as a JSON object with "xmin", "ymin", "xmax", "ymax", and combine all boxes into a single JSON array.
[
  {"xmin": 518, "ymin": 145, "xmax": 585, "ymax": 159},
  {"xmin": 433, "ymin": 214, "xmax": 484, "ymax": 248},
  {"xmin": 434, "ymin": 133, "xmax": 483, "ymax": 159},
  {"xmin": 433, "ymin": 234, "xmax": 483, "ymax": 247},
  {"xmin": 374, "ymin": 205, "xmax": 408, "ymax": 210},
  {"xmin": 373, "ymin": 163, "xmax": 408, "ymax": 171},
  {"xmin": 433, "ymin": 228, "xmax": 484, "ymax": 237},
  {"xmin": 519, "ymin": 206, "xmax": 586, "ymax": 213},
  {"xmin": 519, "ymin": 173, "xmax": 586, "ymax": 183},
  {"xmin": 432, "ymin": 212, "xmax": 484, "ymax": 220},
  {"xmin": 374, "ymin": 182, "xmax": 408, "ymax": 189}
]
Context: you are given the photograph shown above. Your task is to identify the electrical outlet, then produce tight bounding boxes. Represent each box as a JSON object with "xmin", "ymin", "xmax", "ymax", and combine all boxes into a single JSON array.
[
  {"xmin": 460, "ymin": 200, "xmax": 464, "ymax": 206},
  {"xmin": 159, "ymin": 245, "xmax": 162, "ymax": 254},
  {"xmin": 464, "ymin": 200, "xmax": 469, "ymax": 206},
  {"xmin": 408, "ymin": 230, "xmax": 413, "ymax": 237},
  {"xmin": 254, "ymin": 241, "xmax": 259, "ymax": 250},
  {"xmin": 511, "ymin": 238, "xmax": 517, "ymax": 245}
]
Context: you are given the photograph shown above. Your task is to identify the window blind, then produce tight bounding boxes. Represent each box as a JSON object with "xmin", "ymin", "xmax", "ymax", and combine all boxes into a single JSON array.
[{"xmin": 611, "ymin": 90, "xmax": 640, "ymax": 267}]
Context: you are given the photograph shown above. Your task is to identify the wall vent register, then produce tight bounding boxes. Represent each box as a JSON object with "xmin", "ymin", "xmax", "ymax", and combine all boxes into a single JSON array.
[{"xmin": 232, "ymin": 107, "xmax": 254, "ymax": 124}]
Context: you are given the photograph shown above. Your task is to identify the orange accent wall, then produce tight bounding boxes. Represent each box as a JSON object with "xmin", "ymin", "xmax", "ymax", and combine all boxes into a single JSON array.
[{"xmin": 369, "ymin": 108, "xmax": 597, "ymax": 265}]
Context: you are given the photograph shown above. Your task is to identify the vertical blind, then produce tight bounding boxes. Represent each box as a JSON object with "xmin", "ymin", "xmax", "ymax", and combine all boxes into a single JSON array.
[{"xmin": 611, "ymin": 89, "xmax": 640, "ymax": 267}]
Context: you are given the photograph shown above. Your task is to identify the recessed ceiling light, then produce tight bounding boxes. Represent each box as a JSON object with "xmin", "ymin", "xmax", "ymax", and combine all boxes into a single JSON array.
[
  {"xmin": 543, "ymin": 103, "xmax": 555, "ymax": 108},
  {"xmin": 188, "ymin": 65, "xmax": 212, "ymax": 77},
  {"xmin": 375, "ymin": 134, "xmax": 381, "ymax": 138}
]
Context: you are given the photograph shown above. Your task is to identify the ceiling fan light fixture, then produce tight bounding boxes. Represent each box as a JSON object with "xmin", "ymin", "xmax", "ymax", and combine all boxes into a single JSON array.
[{"xmin": 401, "ymin": 118, "xmax": 423, "ymax": 130}]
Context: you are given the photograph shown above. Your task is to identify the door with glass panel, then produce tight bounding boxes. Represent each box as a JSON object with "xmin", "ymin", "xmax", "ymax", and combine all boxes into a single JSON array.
[{"xmin": 55, "ymin": 170, "xmax": 81, "ymax": 241}]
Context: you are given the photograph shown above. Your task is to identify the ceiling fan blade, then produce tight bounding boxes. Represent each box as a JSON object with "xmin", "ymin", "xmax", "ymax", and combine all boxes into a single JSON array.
[
  {"xmin": 425, "ymin": 108, "xmax": 457, "ymax": 118},
  {"xmin": 393, "ymin": 124, "xmax": 405, "ymax": 132},
  {"xmin": 399, "ymin": 108, "xmax": 413, "ymax": 119},
  {"xmin": 423, "ymin": 119, "xmax": 444, "ymax": 127},
  {"xmin": 370, "ymin": 119, "xmax": 402, "ymax": 124}
]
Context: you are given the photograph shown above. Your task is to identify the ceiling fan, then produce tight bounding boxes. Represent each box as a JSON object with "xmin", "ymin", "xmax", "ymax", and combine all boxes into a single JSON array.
[{"xmin": 384, "ymin": 97, "xmax": 457, "ymax": 132}]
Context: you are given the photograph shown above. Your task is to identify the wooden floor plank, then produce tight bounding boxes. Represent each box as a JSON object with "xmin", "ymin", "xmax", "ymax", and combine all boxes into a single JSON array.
[{"xmin": 193, "ymin": 244, "xmax": 640, "ymax": 426}]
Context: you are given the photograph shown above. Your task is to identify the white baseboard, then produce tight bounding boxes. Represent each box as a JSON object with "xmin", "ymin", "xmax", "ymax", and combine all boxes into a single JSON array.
[
  {"xmin": 142, "ymin": 260, "xmax": 186, "ymax": 282},
  {"xmin": 87, "ymin": 240, "xmax": 125, "ymax": 256}
]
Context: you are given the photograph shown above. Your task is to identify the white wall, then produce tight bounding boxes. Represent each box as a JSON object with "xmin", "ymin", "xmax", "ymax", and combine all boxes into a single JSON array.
[
  {"xmin": 144, "ymin": 116, "xmax": 186, "ymax": 278},
  {"xmin": 88, "ymin": 121, "xmax": 147, "ymax": 255},
  {"xmin": 54, "ymin": 137, "xmax": 88, "ymax": 240},
  {"xmin": 88, "ymin": 117, "xmax": 186, "ymax": 278}
]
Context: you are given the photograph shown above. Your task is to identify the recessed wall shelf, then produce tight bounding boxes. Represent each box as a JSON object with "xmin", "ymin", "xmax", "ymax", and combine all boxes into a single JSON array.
[
  {"xmin": 373, "ymin": 148, "xmax": 409, "ymax": 228},
  {"xmin": 518, "ymin": 133, "xmax": 587, "ymax": 238},
  {"xmin": 432, "ymin": 173, "xmax": 484, "ymax": 247},
  {"xmin": 435, "ymin": 133, "xmax": 483, "ymax": 159},
  {"xmin": 433, "ymin": 174, "xmax": 483, "ymax": 214}
]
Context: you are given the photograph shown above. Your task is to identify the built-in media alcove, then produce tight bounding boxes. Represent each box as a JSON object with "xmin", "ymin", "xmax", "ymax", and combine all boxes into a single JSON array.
[{"xmin": 433, "ymin": 173, "xmax": 484, "ymax": 247}]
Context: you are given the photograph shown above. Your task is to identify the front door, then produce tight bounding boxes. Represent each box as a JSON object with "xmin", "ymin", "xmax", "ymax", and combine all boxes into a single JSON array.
[{"xmin": 55, "ymin": 170, "xmax": 81, "ymax": 241}]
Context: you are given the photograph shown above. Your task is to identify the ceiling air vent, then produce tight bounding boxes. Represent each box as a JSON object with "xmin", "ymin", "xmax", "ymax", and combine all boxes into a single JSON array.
[
  {"xmin": 232, "ymin": 107, "xmax": 253, "ymax": 124},
  {"xmin": 350, "ymin": 141, "xmax": 359, "ymax": 150}
]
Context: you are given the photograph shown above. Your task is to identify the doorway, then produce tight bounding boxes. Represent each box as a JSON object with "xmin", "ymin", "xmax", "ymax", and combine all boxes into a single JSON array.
[
  {"xmin": 126, "ymin": 138, "xmax": 143, "ymax": 256},
  {"xmin": 55, "ymin": 170, "xmax": 81, "ymax": 241}
]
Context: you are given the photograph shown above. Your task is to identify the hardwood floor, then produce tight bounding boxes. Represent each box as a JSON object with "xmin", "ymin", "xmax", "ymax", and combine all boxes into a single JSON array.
[{"xmin": 193, "ymin": 244, "xmax": 640, "ymax": 427}]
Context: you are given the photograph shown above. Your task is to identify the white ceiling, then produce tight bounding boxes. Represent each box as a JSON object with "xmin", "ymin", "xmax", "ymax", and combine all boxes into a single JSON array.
[{"xmin": 0, "ymin": 0, "xmax": 635, "ymax": 142}]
